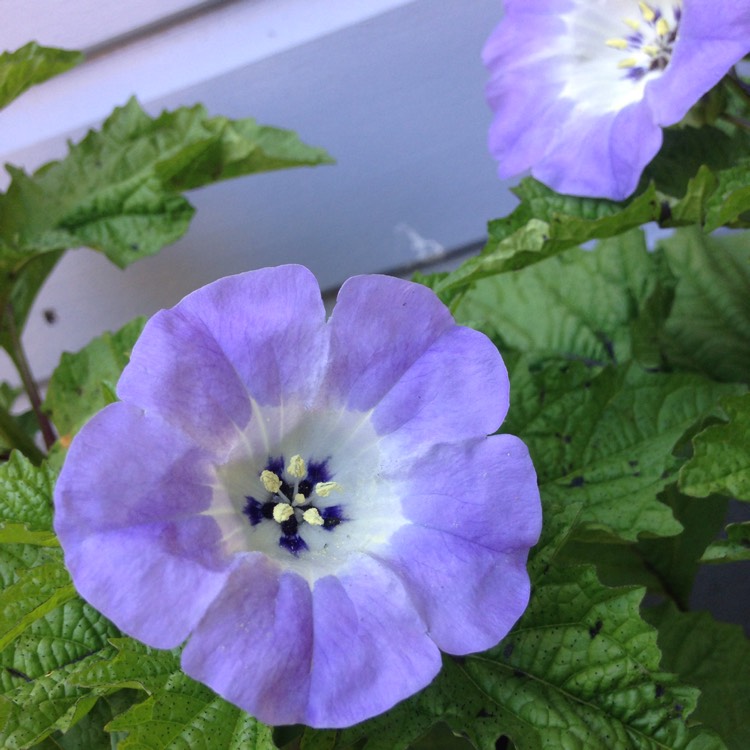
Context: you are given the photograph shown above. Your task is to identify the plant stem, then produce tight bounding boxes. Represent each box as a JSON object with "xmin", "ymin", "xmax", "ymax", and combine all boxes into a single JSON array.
[
  {"xmin": 5, "ymin": 304, "xmax": 56, "ymax": 451},
  {"xmin": 0, "ymin": 403, "xmax": 45, "ymax": 464}
]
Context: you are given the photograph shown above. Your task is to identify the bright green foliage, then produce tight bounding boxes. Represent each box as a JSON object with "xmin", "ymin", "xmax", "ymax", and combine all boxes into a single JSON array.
[
  {"xmin": 0, "ymin": 42, "xmax": 82, "ymax": 110},
  {"xmin": 70, "ymin": 639, "xmax": 275, "ymax": 750},
  {"xmin": 646, "ymin": 605, "xmax": 750, "ymax": 750},
  {"xmin": 322, "ymin": 564, "xmax": 723, "ymax": 750},
  {"xmin": 680, "ymin": 393, "xmax": 750, "ymax": 500},
  {"xmin": 43, "ymin": 317, "xmax": 146, "ymax": 438},
  {"xmin": 701, "ymin": 522, "xmax": 750, "ymax": 563},
  {"xmin": 0, "ymin": 97, "xmax": 332, "ymax": 355},
  {"xmin": 455, "ymin": 230, "xmax": 670, "ymax": 367},
  {"xmin": 0, "ymin": 452, "xmax": 56, "ymax": 545},
  {"xmin": 0, "ymin": 598, "xmax": 119, "ymax": 749},
  {"xmin": 658, "ymin": 230, "xmax": 750, "ymax": 383},
  {"xmin": 504, "ymin": 357, "xmax": 741, "ymax": 542},
  {"xmin": 434, "ymin": 180, "xmax": 661, "ymax": 298}
]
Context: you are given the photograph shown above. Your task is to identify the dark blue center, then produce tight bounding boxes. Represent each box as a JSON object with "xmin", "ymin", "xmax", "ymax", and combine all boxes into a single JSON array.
[{"xmin": 243, "ymin": 455, "xmax": 345, "ymax": 556}]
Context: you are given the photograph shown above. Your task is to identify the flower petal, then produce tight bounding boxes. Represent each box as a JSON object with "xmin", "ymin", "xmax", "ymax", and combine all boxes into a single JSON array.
[
  {"xmin": 381, "ymin": 526, "xmax": 533, "ymax": 655},
  {"xmin": 54, "ymin": 402, "xmax": 231, "ymax": 647},
  {"xmin": 372, "ymin": 326, "xmax": 509, "ymax": 454},
  {"xmin": 118, "ymin": 265, "xmax": 328, "ymax": 449},
  {"xmin": 182, "ymin": 556, "xmax": 313, "ymax": 726},
  {"xmin": 388, "ymin": 434, "xmax": 541, "ymax": 552},
  {"xmin": 325, "ymin": 275, "xmax": 454, "ymax": 411},
  {"xmin": 307, "ymin": 557, "xmax": 441, "ymax": 727}
]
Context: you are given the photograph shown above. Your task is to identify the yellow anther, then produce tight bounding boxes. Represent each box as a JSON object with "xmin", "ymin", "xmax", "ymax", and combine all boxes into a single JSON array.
[
  {"xmin": 655, "ymin": 18, "xmax": 669, "ymax": 36},
  {"xmin": 624, "ymin": 18, "xmax": 641, "ymax": 31},
  {"xmin": 293, "ymin": 493, "xmax": 307, "ymax": 506},
  {"xmin": 273, "ymin": 503, "xmax": 294, "ymax": 523},
  {"xmin": 638, "ymin": 2, "xmax": 655, "ymax": 22},
  {"xmin": 315, "ymin": 481, "xmax": 342, "ymax": 497},
  {"xmin": 287, "ymin": 454, "xmax": 307, "ymax": 479},
  {"xmin": 618, "ymin": 57, "xmax": 638, "ymax": 69},
  {"xmin": 606, "ymin": 38, "xmax": 629, "ymax": 50},
  {"xmin": 303, "ymin": 508, "xmax": 325, "ymax": 526},
  {"xmin": 261, "ymin": 470, "xmax": 282, "ymax": 494},
  {"xmin": 642, "ymin": 45, "xmax": 659, "ymax": 57}
]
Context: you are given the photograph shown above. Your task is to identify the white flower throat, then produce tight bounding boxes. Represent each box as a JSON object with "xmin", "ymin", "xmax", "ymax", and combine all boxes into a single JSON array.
[
  {"xmin": 606, "ymin": 2, "xmax": 682, "ymax": 81},
  {"xmin": 559, "ymin": 0, "xmax": 683, "ymax": 114}
]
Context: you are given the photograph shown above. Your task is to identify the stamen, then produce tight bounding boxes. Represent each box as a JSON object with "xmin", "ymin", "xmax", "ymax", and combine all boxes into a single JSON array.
[
  {"xmin": 624, "ymin": 18, "xmax": 641, "ymax": 31},
  {"xmin": 606, "ymin": 38, "xmax": 629, "ymax": 50},
  {"xmin": 287, "ymin": 454, "xmax": 307, "ymax": 478},
  {"xmin": 642, "ymin": 45, "xmax": 659, "ymax": 56},
  {"xmin": 315, "ymin": 481, "xmax": 342, "ymax": 497},
  {"xmin": 618, "ymin": 57, "xmax": 638, "ymax": 69},
  {"xmin": 638, "ymin": 2, "xmax": 655, "ymax": 22},
  {"xmin": 273, "ymin": 503, "xmax": 294, "ymax": 523},
  {"xmin": 655, "ymin": 17, "xmax": 669, "ymax": 36},
  {"xmin": 261, "ymin": 470, "xmax": 282, "ymax": 494},
  {"xmin": 293, "ymin": 493, "xmax": 307, "ymax": 506},
  {"xmin": 303, "ymin": 508, "xmax": 325, "ymax": 526}
]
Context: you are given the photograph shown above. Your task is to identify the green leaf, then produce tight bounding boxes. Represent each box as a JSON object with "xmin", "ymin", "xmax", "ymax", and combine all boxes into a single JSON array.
[
  {"xmin": 105, "ymin": 671, "xmax": 275, "ymax": 750},
  {"xmin": 0, "ymin": 452, "xmax": 56, "ymax": 534},
  {"xmin": 332, "ymin": 566, "xmax": 723, "ymax": 750},
  {"xmin": 701, "ymin": 522, "xmax": 750, "ymax": 563},
  {"xmin": 0, "ymin": 43, "xmax": 83, "ymax": 110},
  {"xmin": 645, "ymin": 604, "xmax": 750, "ymax": 750},
  {"xmin": 43, "ymin": 317, "xmax": 146, "ymax": 438},
  {"xmin": 435, "ymin": 180, "xmax": 662, "ymax": 297},
  {"xmin": 0, "ymin": 97, "xmax": 332, "ymax": 352},
  {"xmin": 0, "ymin": 597, "xmax": 119, "ymax": 748},
  {"xmin": 704, "ymin": 156, "xmax": 750, "ymax": 231},
  {"xmin": 455, "ymin": 230, "xmax": 670, "ymax": 367},
  {"xmin": 680, "ymin": 393, "xmax": 750, "ymax": 500},
  {"xmin": 504, "ymin": 357, "xmax": 741, "ymax": 542},
  {"xmin": 658, "ymin": 229, "xmax": 750, "ymax": 383},
  {"xmin": 69, "ymin": 638, "xmax": 276, "ymax": 749}
]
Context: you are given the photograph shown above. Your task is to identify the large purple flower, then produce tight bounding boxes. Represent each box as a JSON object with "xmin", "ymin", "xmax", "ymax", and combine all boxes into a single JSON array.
[
  {"xmin": 484, "ymin": 0, "xmax": 750, "ymax": 199},
  {"xmin": 54, "ymin": 265, "xmax": 541, "ymax": 728}
]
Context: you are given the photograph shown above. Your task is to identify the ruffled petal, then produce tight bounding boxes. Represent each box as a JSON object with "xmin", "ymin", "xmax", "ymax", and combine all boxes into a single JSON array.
[
  {"xmin": 324, "ymin": 275, "xmax": 454, "ymax": 411},
  {"xmin": 307, "ymin": 557, "xmax": 441, "ymax": 727},
  {"xmin": 533, "ymin": 103, "xmax": 662, "ymax": 200},
  {"xmin": 380, "ymin": 526, "xmax": 533, "ymax": 655},
  {"xmin": 372, "ymin": 326, "xmax": 509, "ymax": 454},
  {"xmin": 118, "ymin": 265, "xmax": 328, "ymax": 450},
  {"xmin": 182, "ymin": 556, "xmax": 313, "ymax": 726},
  {"xmin": 386, "ymin": 435, "xmax": 541, "ymax": 552},
  {"xmin": 54, "ymin": 402, "xmax": 231, "ymax": 647}
]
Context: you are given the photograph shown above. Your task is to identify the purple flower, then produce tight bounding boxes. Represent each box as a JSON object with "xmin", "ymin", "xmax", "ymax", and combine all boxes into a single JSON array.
[
  {"xmin": 54, "ymin": 265, "xmax": 541, "ymax": 728},
  {"xmin": 483, "ymin": 0, "xmax": 750, "ymax": 199}
]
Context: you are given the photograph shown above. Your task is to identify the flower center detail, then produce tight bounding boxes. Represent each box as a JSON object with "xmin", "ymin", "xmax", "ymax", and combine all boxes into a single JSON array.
[
  {"xmin": 243, "ymin": 454, "xmax": 345, "ymax": 556},
  {"xmin": 606, "ymin": 1, "xmax": 682, "ymax": 82}
]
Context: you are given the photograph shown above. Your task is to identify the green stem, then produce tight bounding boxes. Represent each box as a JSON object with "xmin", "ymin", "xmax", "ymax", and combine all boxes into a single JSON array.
[
  {"xmin": 0, "ymin": 403, "xmax": 45, "ymax": 464},
  {"xmin": 5, "ymin": 304, "xmax": 56, "ymax": 451},
  {"xmin": 720, "ymin": 112, "xmax": 750, "ymax": 132},
  {"xmin": 726, "ymin": 69, "xmax": 750, "ymax": 108}
]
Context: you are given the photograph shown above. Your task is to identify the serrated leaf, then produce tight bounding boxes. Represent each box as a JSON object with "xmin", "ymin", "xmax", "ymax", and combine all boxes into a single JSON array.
[
  {"xmin": 645, "ymin": 604, "xmax": 750, "ymax": 750},
  {"xmin": 0, "ymin": 43, "xmax": 83, "ymax": 110},
  {"xmin": 0, "ymin": 598, "xmax": 119, "ymax": 748},
  {"xmin": 701, "ymin": 522, "xmax": 750, "ymax": 563},
  {"xmin": 0, "ymin": 97, "xmax": 331, "ymax": 353},
  {"xmin": 455, "ymin": 230, "xmax": 669, "ymax": 367},
  {"xmin": 505, "ymin": 358, "xmax": 740, "ymax": 542},
  {"xmin": 0, "ymin": 452, "xmax": 56, "ymax": 532},
  {"xmin": 105, "ymin": 671, "xmax": 275, "ymax": 750},
  {"xmin": 659, "ymin": 229, "xmax": 750, "ymax": 383},
  {"xmin": 43, "ymin": 317, "xmax": 146, "ymax": 438},
  {"xmin": 704, "ymin": 156, "xmax": 750, "ymax": 231},
  {"xmin": 331, "ymin": 566, "xmax": 723, "ymax": 750},
  {"xmin": 0, "ymin": 561, "xmax": 75, "ymax": 653},
  {"xmin": 680, "ymin": 393, "xmax": 750, "ymax": 500},
  {"xmin": 435, "ymin": 180, "xmax": 662, "ymax": 296}
]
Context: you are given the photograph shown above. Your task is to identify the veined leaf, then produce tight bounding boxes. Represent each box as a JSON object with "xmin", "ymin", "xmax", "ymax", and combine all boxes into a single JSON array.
[
  {"xmin": 0, "ymin": 43, "xmax": 82, "ymax": 110},
  {"xmin": 701, "ymin": 522, "xmax": 750, "ymax": 563}
]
